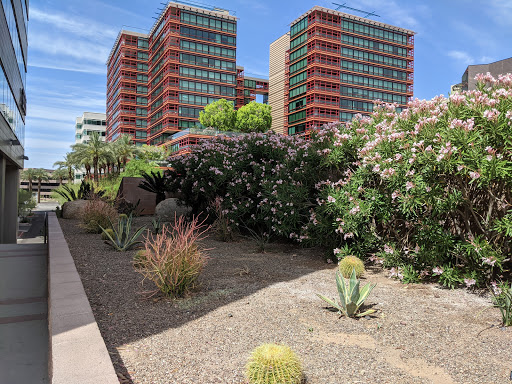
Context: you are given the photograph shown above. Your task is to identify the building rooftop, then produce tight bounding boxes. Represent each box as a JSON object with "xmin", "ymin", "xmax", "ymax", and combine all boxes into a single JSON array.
[
  {"xmin": 466, "ymin": 56, "xmax": 512, "ymax": 69},
  {"xmin": 149, "ymin": 1, "xmax": 237, "ymax": 36},
  {"xmin": 290, "ymin": 5, "xmax": 416, "ymax": 35},
  {"xmin": 107, "ymin": 30, "xmax": 149, "ymax": 64}
]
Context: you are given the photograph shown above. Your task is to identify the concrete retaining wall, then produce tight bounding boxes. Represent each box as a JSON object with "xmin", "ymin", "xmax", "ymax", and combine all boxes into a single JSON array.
[{"xmin": 47, "ymin": 212, "xmax": 118, "ymax": 384}]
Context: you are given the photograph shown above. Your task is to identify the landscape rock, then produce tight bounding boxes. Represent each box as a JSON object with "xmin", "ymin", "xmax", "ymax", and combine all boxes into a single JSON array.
[
  {"xmin": 62, "ymin": 200, "xmax": 88, "ymax": 219},
  {"xmin": 155, "ymin": 198, "xmax": 191, "ymax": 222}
]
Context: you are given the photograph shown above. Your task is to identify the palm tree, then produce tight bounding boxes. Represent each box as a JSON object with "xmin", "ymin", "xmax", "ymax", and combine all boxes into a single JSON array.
[
  {"xmin": 72, "ymin": 132, "xmax": 108, "ymax": 182},
  {"xmin": 54, "ymin": 152, "xmax": 77, "ymax": 183},
  {"xmin": 21, "ymin": 168, "xmax": 38, "ymax": 193},
  {"xmin": 113, "ymin": 134, "xmax": 139, "ymax": 173},
  {"xmin": 33, "ymin": 168, "xmax": 49, "ymax": 203},
  {"xmin": 52, "ymin": 168, "xmax": 68, "ymax": 185}
]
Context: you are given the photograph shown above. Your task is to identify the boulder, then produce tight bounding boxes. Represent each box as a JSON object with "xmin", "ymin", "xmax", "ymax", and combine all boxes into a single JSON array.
[
  {"xmin": 155, "ymin": 198, "xmax": 191, "ymax": 222},
  {"xmin": 62, "ymin": 199, "xmax": 88, "ymax": 219}
]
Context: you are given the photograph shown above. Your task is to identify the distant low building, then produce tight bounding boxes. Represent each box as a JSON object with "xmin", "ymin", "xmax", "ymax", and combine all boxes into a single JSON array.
[
  {"xmin": 452, "ymin": 57, "xmax": 512, "ymax": 92},
  {"xmin": 75, "ymin": 112, "xmax": 107, "ymax": 144},
  {"xmin": 20, "ymin": 169, "xmax": 69, "ymax": 200},
  {"xmin": 74, "ymin": 112, "xmax": 106, "ymax": 181}
]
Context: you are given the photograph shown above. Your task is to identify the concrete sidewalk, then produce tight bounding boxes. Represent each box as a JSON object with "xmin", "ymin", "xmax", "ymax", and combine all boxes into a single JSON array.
[
  {"xmin": 0, "ymin": 243, "xmax": 48, "ymax": 384},
  {"xmin": 0, "ymin": 205, "xmax": 53, "ymax": 384}
]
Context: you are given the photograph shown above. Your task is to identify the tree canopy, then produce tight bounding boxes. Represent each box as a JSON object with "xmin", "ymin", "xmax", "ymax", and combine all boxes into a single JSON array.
[
  {"xmin": 199, "ymin": 99, "xmax": 272, "ymax": 133},
  {"xmin": 198, "ymin": 99, "xmax": 237, "ymax": 131},
  {"xmin": 236, "ymin": 101, "xmax": 272, "ymax": 133}
]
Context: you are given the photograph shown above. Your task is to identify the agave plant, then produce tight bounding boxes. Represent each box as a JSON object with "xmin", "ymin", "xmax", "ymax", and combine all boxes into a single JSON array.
[
  {"xmin": 100, "ymin": 214, "xmax": 146, "ymax": 251},
  {"xmin": 317, "ymin": 268, "xmax": 376, "ymax": 318}
]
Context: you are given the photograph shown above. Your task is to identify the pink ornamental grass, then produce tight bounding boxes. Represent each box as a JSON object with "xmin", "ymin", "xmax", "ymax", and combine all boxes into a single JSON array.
[{"xmin": 136, "ymin": 215, "xmax": 210, "ymax": 298}]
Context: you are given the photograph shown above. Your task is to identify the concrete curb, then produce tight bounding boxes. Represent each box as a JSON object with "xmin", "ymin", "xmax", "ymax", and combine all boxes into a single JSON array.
[{"xmin": 48, "ymin": 213, "xmax": 118, "ymax": 384}]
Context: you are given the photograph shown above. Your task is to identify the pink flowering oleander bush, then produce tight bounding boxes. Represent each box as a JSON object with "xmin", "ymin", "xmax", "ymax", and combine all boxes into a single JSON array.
[
  {"xmin": 306, "ymin": 73, "xmax": 512, "ymax": 287},
  {"xmin": 168, "ymin": 132, "xmax": 324, "ymax": 241}
]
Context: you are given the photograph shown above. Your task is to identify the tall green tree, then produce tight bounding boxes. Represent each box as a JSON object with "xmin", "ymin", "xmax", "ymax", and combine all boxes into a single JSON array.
[
  {"xmin": 53, "ymin": 152, "xmax": 76, "ymax": 182},
  {"xmin": 138, "ymin": 144, "xmax": 168, "ymax": 162},
  {"xmin": 236, "ymin": 102, "xmax": 272, "ymax": 133},
  {"xmin": 112, "ymin": 134, "xmax": 139, "ymax": 173},
  {"xmin": 52, "ymin": 168, "xmax": 68, "ymax": 185},
  {"xmin": 71, "ymin": 132, "xmax": 108, "ymax": 182},
  {"xmin": 33, "ymin": 168, "xmax": 49, "ymax": 203},
  {"xmin": 21, "ymin": 168, "xmax": 38, "ymax": 193},
  {"xmin": 199, "ymin": 99, "xmax": 236, "ymax": 131}
]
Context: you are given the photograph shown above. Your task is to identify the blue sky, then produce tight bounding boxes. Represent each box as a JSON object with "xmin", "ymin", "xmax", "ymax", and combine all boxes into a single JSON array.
[{"xmin": 25, "ymin": 0, "xmax": 512, "ymax": 169}]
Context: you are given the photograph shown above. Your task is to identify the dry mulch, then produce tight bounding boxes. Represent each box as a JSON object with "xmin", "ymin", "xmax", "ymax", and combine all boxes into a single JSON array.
[{"xmin": 60, "ymin": 217, "xmax": 512, "ymax": 384}]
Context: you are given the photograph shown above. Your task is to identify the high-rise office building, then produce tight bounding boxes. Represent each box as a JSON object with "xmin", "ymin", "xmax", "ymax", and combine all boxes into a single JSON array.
[
  {"xmin": 269, "ymin": 33, "xmax": 290, "ymax": 135},
  {"xmin": 269, "ymin": 6, "xmax": 415, "ymax": 136},
  {"xmin": 106, "ymin": 1, "xmax": 268, "ymax": 149},
  {"xmin": 0, "ymin": 0, "xmax": 28, "ymax": 243},
  {"xmin": 106, "ymin": 31, "xmax": 149, "ymax": 145},
  {"xmin": 452, "ymin": 57, "xmax": 512, "ymax": 92}
]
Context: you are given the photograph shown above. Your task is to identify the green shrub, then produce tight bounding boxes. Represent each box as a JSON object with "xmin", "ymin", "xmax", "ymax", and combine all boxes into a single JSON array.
[
  {"xmin": 168, "ymin": 131, "xmax": 325, "ymax": 242},
  {"xmin": 135, "ymin": 215, "xmax": 209, "ymax": 297},
  {"xmin": 338, "ymin": 255, "xmax": 365, "ymax": 278},
  {"xmin": 246, "ymin": 344, "xmax": 302, "ymax": 384},
  {"xmin": 120, "ymin": 159, "xmax": 160, "ymax": 178},
  {"xmin": 307, "ymin": 73, "xmax": 512, "ymax": 286},
  {"xmin": 18, "ymin": 189, "xmax": 36, "ymax": 218},
  {"xmin": 80, "ymin": 199, "xmax": 117, "ymax": 233}
]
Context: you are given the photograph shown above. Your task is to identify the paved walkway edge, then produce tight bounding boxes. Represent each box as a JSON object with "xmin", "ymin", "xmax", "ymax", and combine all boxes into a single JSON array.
[{"xmin": 48, "ymin": 213, "xmax": 119, "ymax": 384}]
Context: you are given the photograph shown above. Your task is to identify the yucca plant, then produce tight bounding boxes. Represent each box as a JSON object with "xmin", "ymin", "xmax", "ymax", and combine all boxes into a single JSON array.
[
  {"xmin": 246, "ymin": 344, "xmax": 303, "ymax": 384},
  {"xmin": 100, "ymin": 214, "xmax": 146, "ymax": 251},
  {"xmin": 317, "ymin": 268, "xmax": 376, "ymax": 318}
]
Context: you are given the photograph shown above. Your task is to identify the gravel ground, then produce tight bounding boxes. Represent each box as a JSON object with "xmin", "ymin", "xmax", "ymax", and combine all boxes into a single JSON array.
[{"xmin": 60, "ymin": 216, "xmax": 512, "ymax": 384}]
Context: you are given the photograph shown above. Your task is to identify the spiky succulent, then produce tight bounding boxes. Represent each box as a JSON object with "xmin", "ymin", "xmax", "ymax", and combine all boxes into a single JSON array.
[
  {"xmin": 338, "ymin": 255, "xmax": 365, "ymax": 278},
  {"xmin": 246, "ymin": 344, "xmax": 302, "ymax": 384},
  {"xmin": 100, "ymin": 214, "xmax": 146, "ymax": 251},
  {"xmin": 317, "ymin": 268, "xmax": 376, "ymax": 318}
]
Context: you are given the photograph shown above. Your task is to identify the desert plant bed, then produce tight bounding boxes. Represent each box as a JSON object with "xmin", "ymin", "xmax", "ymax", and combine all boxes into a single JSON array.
[{"xmin": 60, "ymin": 216, "xmax": 511, "ymax": 384}]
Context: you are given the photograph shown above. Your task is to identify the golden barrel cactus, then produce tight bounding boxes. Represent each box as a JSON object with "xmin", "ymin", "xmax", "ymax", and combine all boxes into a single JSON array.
[
  {"xmin": 338, "ymin": 255, "xmax": 365, "ymax": 278},
  {"xmin": 246, "ymin": 343, "xmax": 302, "ymax": 384}
]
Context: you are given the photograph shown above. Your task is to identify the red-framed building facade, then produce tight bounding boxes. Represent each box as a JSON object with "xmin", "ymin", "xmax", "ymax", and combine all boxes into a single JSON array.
[
  {"xmin": 106, "ymin": 31, "xmax": 149, "ymax": 145},
  {"xmin": 106, "ymin": 2, "xmax": 268, "ymax": 149},
  {"xmin": 285, "ymin": 6, "xmax": 415, "ymax": 136}
]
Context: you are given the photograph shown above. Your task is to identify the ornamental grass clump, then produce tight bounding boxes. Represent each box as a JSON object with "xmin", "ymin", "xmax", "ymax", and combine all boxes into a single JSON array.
[
  {"xmin": 80, "ymin": 199, "xmax": 117, "ymax": 233},
  {"xmin": 135, "ymin": 215, "xmax": 209, "ymax": 297},
  {"xmin": 246, "ymin": 344, "xmax": 303, "ymax": 384},
  {"xmin": 339, "ymin": 255, "xmax": 365, "ymax": 278}
]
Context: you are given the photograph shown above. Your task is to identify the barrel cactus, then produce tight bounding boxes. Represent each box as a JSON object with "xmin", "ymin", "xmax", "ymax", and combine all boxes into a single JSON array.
[
  {"xmin": 101, "ymin": 228, "xmax": 114, "ymax": 241},
  {"xmin": 246, "ymin": 343, "xmax": 302, "ymax": 384},
  {"xmin": 338, "ymin": 255, "xmax": 365, "ymax": 278}
]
